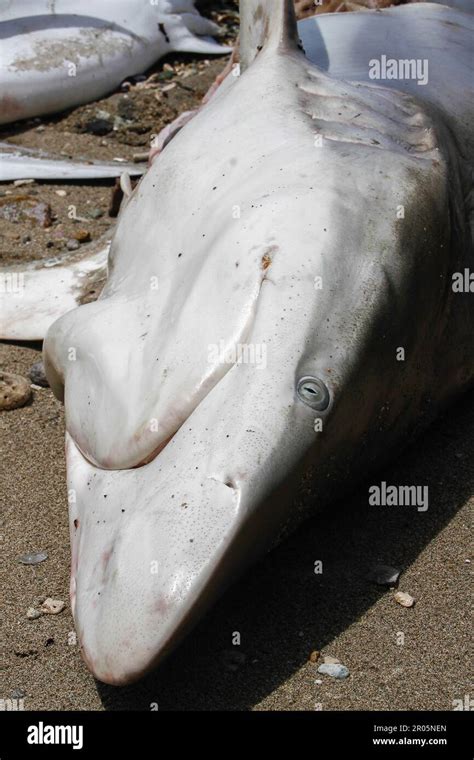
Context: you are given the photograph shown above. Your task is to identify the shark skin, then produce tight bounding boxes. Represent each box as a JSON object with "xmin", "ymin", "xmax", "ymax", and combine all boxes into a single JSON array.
[
  {"xmin": 0, "ymin": 0, "xmax": 228, "ymax": 125},
  {"xmin": 43, "ymin": 0, "xmax": 473, "ymax": 684}
]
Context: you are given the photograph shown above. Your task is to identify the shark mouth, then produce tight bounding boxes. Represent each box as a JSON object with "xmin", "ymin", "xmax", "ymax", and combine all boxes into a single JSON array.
[{"xmin": 65, "ymin": 373, "xmax": 246, "ymax": 686}]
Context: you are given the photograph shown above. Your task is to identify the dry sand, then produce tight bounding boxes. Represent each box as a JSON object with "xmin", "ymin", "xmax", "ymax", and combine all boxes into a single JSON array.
[{"xmin": 0, "ymin": 341, "xmax": 471, "ymax": 711}]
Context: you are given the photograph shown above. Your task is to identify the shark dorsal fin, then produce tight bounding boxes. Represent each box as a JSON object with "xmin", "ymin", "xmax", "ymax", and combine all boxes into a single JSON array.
[{"xmin": 240, "ymin": 0, "xmax": 300, "ymax": 71}]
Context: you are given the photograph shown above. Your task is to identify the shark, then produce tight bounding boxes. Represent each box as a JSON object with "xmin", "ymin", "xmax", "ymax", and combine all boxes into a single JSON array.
[
  {"xmin": 0, "ymin": 0, "xmax": 228, "ymax": 125},
  {"xmin": 41, "ymin": 0, "xmax": 473, "ymax": 684}
]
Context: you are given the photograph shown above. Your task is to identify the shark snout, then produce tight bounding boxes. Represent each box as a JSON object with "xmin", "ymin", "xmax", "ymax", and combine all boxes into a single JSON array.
[{"xmin": 66, "ymin": 430, "xmax": 245, "ymax": 684}]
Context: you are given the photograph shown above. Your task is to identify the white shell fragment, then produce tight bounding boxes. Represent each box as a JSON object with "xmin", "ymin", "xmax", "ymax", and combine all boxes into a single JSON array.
[
  {"xmin": 40, "ymin": 598, "xmax": 66, "ymax": 615},
  {"xmin": 18, "ymin": 552, "xmax": 48, "ymax": 565},
  {"xmin": 26, "ymin": 608, "xmax": 42, "ymax": 620},
  {"xmin": 394, "ymin": 591, "xmax": 415, "ymax": 608}
]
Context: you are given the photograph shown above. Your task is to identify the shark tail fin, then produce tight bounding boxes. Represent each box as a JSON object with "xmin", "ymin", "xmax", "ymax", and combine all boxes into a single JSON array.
[{"xmin": 240, "ymin": 0, "xmax": 300, "ymax": 71}]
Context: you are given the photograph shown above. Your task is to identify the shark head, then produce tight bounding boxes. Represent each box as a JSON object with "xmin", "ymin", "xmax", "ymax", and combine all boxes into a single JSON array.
[{"xmin": 43, "ymin": 0, "xmax": 463, "ymax": 684}]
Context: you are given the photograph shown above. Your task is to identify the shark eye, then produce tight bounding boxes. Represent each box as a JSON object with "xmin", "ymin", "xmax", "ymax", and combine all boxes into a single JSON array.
[{"xmin": 296, "ymin": 376, "xmax": 330, "ymax": 411}]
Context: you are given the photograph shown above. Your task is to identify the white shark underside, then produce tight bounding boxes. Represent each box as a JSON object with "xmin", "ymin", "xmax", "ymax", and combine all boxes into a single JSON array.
[
  {"xmin": 39, "ymin": 0, "xmax": 474, "ymax": 684},
  {"xmin": 0, "ymin": 0, "xmax": 228, "ymax": 125}
]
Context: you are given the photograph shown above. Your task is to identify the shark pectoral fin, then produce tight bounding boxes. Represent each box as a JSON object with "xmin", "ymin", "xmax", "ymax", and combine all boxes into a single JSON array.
[
  {"xmin": 240, "ymin": 0, "xmax": 301, "ymax": 71},
  {"xmin": 161, "ymin": 10, "xmax": 230, "ymax": 56},
  {"xmin": 0, "ymin": 242, "xmax": 109, "ymax": 341}
]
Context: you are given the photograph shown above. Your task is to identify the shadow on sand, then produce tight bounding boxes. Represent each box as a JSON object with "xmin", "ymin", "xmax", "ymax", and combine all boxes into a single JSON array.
[{"xmin": 96, "ymin": 389, "xmax": 473, "ymax": 710}]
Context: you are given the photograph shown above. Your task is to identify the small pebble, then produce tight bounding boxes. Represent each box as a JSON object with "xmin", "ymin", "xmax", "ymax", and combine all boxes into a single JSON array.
[
  {"xmin": 317, "ymin": 663, "xmax": 350, "ymax": 679},
  {"xmin": 55, "ymin": 189, "xmax": 67, "ymax": 197},
  {"xmin": 28, "ymin": 361, "xmax": 49, "ymax": 388},
  {"xmin": 309, "ymin": 650, "xmax": 320, "ymax": 663},
  {"xmin": 11, "ymin": 689, "xmax": 26, "ymax": 699},
  {"xmin": 40, "ymin": 598, "xmax": 65, "ymax": 615},
  {"xmin": 221, "ymin": 650, "xmax": 247, "ymax": 672},
  {"xmin": 18, "ymin": 551, "xmax": 48, "ymax": 565},
  {"xmin": 73, "ymin": 229, "xmax": 91, "ymax": 243},
  {"xmin": 368, "ymin": 564, "xmax": 401, "ymax": 586},
  {"xmin": 66, "ymin": 239, "xmax": 80, "ymax": 251},
  {"xmin": 0, "ymin": 373, "xmax": 32, "ymax": 411},
  {"xmin": 394, "ymin": 591, "xmax": 415, "ymax": 608},
  {"xmin": 13, "ymin": 178, "xmax": 35, "ymax": 186},
  {"xmin": 315, "ymin": 679, "xmax": 322, "ymax": 685},
  {"xmin": 22, "ymin": 234, "xmax": 31, "ymax": 244},
  {"xmin": 323, "ymin": 655, "xmax": 340, "ymax": 665},
  {"xmin": 88, "ymin": 207, "xmax": 103, "ymax": 219},
  {"xmin": 26, "ymin": 607, "xmax": 42, "ymax": 620}
]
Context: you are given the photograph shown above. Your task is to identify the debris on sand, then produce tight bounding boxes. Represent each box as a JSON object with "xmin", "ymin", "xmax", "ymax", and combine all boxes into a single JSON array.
[
  {"xmin": 221, "ymin": 650, "xmax": 247, "ymax": 672},
  {"xmin": 0, "ymin": 373, "xmax": 32, "ymax": 411},
  {"xmin": 40, "ymin": 598, "xmax": 65, "ymax": 615},
  {"xmin": 18, "ymin": 551, "xmax": 48, "ymax": 565},
  {"xmin": 394, "ymin": 591, "xmax": 415, "ymax": 608},
  {"xmin": 367, "ymin": 564, "xmax": 401, "ymax": 587},
  {"xmin": 318, "ymin": 663, "xmax": 350, "ymax": 680},
  {"xmin": 29, "ymin": 361, "xmax": 49, "ymax": 388},
  {"xmin": 322, "ymin": 655, "xmax": 340, "ymax": 665},
  {"xmin": 26, "ymin": 607, "xmax": 42, "ymax": 620},
  {"xmin": 0, "ymin": 195, "xmax": 52, "ymax": 227}
]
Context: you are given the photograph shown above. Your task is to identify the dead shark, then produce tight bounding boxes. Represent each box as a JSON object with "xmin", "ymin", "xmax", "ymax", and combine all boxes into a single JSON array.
[
  {"xmin": 42, "ymin": 0, "xmax": 473, "ymax": 684},
  {"xmin": 0, "ymin": 0, "xmax": 228, "ymax": 125}
]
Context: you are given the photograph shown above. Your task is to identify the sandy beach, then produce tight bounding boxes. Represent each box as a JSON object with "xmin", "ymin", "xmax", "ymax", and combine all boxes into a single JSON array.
[{"xmin": 0, "ymin": 0, "xmax": 471, "ymax": 712}]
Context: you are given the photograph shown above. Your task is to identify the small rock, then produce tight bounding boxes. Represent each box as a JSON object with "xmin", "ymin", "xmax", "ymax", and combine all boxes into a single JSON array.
[
  {"xmin": 11, "ymin": 689, "xmax": 26, "ymax": 699},
  {"xmin": 40, "ymin": 598, "xmax": 65, "ymax": 615},
  {"xmin": 22, "ymin": 234, "xmax": 31, "ymax": 244},
  {"xmin": 36, "ymin": 125, "xmax": 45, "ymax": 132},
  {"xmin": 0, "ymin": 373, "xmax": 32, "ymax": 411},
  {"xmin": 84, "ymin": 118, "xmax": 113, "ymax": 136},
  {"xmin": 309, "ymin": 650, "xmax": 320, "ymax": 664},
  {"xmin": 73, "ymin": 229, "xmax": 91, "ymax": 243},
  {"xmin": 317, "ymin": 663, "xmax": 350, "ymax": 680},
  {"xmin": 26, "ymin": 607, "xmax": 42, "ymax": 620},
  {"xmin": 66, "ymin": 239, "xmax": 80, "ymax": 251},
  {"xmin": 18, "ymin": 551, "xmax": 48, "ymax": 565},
  {"xmin": 28, "ymin": 361, "xmax": 49, "ymax": 388},
  {"xmin": 221, "ymin": 649, "xmax": 247, "ymax": 672},
  {"xmin": 13, "ymin": 178, "xmax": 35, "ymax": 187},
  {"xmin": 394, "ymin": 591, "xmax": 415, "ymax": 608},
  {"xmin": 55, "ymin": 189, "xmax": 67, "ymax": 197},
  {"xmin": 323, "ymin": 655, "xmax": 340, "ymax": 665},
  {"xmin": 367, "ymin": 564, "xmax": 401, "ymax": 586},
  {"xmin": 88, "ymin": 207, "xmax": 103, "ymax": 219},
  {"xmin": 0, "ymin": 196, "xmax": 52, "ymax": 227},
  {"xmin": 315, "ymin": 679, "xmax": 322, "ymax": 685}
]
